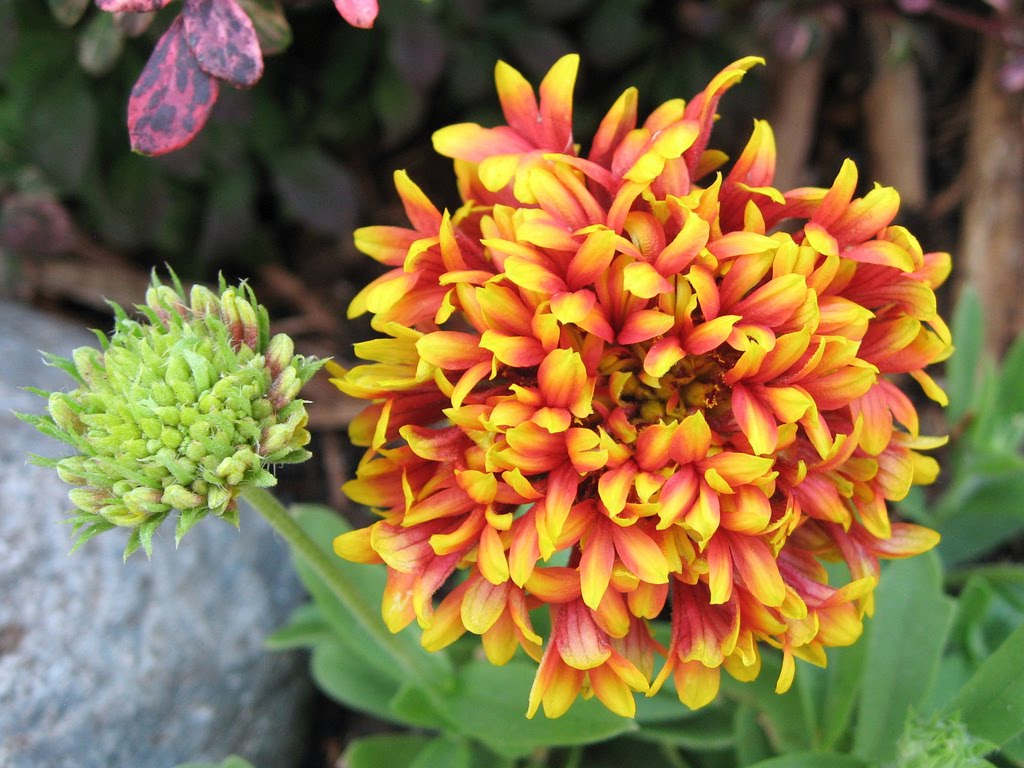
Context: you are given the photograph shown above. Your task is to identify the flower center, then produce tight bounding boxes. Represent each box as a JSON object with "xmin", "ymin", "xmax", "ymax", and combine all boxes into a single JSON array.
[{"xmin": 600, "ymin": 345, "xmax": 741, "ymax": 427}]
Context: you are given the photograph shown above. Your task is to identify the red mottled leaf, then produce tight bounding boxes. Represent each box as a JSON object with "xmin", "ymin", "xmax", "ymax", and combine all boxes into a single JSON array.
[
  {"xmin": 182, "ymin": 0, "xmax": 263, "ymax": 88},
  {"xmin": 334, "ymin": 0, "xmax": 377, "ymax": 28},
  {"xmin": 127, "ymin": 16, "xmax": 219, "ymax": 156},
  {"xmin": 96, "ymin": 0, "xmax": 172, "ymax": 11}
]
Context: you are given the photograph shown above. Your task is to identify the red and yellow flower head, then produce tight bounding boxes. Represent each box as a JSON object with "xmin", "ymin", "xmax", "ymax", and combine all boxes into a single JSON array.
[{"xmin": 331, "ymin": 54, "xmax": 952, "ymax": 718}]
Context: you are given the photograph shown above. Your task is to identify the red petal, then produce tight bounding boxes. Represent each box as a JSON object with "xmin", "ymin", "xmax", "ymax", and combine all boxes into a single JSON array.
[
  {"xmin": 334, "ymin": 0, "xmax": 378, "ymax": 28},
  {"xmin": 128, "ymin": 16, "xmax": 220, "ymax": 156},
  {"xmin": 183, "ymin": 0, "xmax": 264, "ymax": 88}
]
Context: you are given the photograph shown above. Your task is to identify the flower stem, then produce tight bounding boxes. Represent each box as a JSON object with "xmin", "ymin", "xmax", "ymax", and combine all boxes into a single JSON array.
[{"xmin": 240, "ymin": 486, "xmax": 434, "ymax": 687}]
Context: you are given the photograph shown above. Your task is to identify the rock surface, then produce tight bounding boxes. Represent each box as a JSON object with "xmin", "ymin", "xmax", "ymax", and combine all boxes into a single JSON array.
[{"xmin": 0, "ymin": 301, "xmax": 311, "ymax": 768}]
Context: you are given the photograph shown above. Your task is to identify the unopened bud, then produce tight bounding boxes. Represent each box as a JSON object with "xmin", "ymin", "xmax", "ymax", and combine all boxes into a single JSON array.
[
  {"xmin": 146, "ymin": 284, "xmax": 186, "ymax": 320},
  {"xmin": 122, "ymin": 486, "xmax": 166, "ymax": 516},
  {"xmin": 269, "ymin": 367, "xmax": 300, "ymax": 410},
  {"xmin": 48, "ymin": 392, "xmax": 83, "ymax": 434},
  {"xmin": 69, "ymin": 486, "xmax": 109, "ymax": 513},
  {"xmin": 189, "ymin": 284, "xmax": 220, "ymax": 318},
  {"xmin": 220, "ymin": 289, "xmax": 261, "ymax": 351},
  {"xmin": 161, "ymin": 484, "xmax": 204, "ymax": 510},
  {"xmin": 265, "ymin": 334, "xmax": 294, "ymax": 379},
  {"xmin": 73, "ymin": 346, "xmax": 104, "ymax": 387}
]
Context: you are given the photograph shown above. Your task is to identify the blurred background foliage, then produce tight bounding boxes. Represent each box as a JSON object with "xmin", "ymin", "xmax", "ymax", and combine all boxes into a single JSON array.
[
  {"xmin": 4, "ymin": 0, "xmax": 1018, "ymax": 333},
  {"xmin": 4, "ymin": 1, "xmax": 1024, "ymax": 766}
]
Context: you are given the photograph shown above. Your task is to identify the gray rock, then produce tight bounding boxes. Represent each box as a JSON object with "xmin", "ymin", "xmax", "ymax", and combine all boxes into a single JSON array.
[{"xmin": 0, "ymin": 301, "xmax": 312, "ymax": 768}]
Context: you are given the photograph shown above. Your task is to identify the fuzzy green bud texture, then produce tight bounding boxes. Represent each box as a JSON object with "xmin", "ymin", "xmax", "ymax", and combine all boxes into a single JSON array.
[{"xmin": 23, "ymin": 273, "xmax": 323, "ymax": 559}]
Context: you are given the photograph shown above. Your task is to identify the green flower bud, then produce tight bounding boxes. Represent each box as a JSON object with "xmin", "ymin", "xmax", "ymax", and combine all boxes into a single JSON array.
[
  {"xmin": 269, "ymin": 367, "xmax": 301, "ymax": 410},
  {"xmin": 265, "ymin": 334, "xmax": 294, "ymax": 379},
  {"xmin": 161, "ymin": 484, "xmax": 204, "ymax": 510},
  {"xmin": 189, "ymin": 284, "xmax": 220, "ymax": 318},
  {"xmin": 48, "ymin": 392, "xmax": 83, "ymax": 434},
  {"xmin": 26, "ymin": 272, "xmax": 325, "ymax": 559},
  {"xmin": 72, "ymin": 346, "xmax": 104, "ymax": 387}
]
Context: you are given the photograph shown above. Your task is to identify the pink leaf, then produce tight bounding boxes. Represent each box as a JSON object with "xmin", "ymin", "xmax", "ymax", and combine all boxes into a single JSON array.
[
  {"xmin": 334, "ymin": 0, "xmax": 377, "ymax": 28},
  {"xmin": 182, "ymin": 0, "xmax": 264, "ymax": 88},
  {"xmin": 96, "ymin": 0, "xmax": 171, "ymax": 11},
  {"xmin": 127, "ymin": 15, "xmax": 219, "ymax": 156}
]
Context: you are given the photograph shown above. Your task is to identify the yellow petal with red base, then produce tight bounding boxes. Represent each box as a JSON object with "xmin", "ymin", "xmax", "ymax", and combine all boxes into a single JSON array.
[
  {"xmin": 732, "ymin": 383, "xmax": 778, "ymax": 456},
  {"xmin": 728, "ymin": 532, "xmax": 786, "ymax": 607},
  {"xmin": 527, "ymin": 645, "xmax": 584, "ymax": 719},
  {"xmin": 421, "ymin": 580, "xmax": 471, "ymax": 651},
  {"xmin": 480, "ymin": 330, "xmax": 546, "ymax": 367},
  {"xmin": 556, "ymin": 600, "xmax": 612, "ymax": 670},
  {"xmin": 538, "ymin": 348, "xmax": 591, "ymax": 416},
  {"xmin": 612, "ymin": 523, "xmax": 670, "ymax": 585},
  {"xmin": 598, "ymin": 461, "xmax": 637, "ymax": 517},
  {"xmin": 581, "ymin": 519, "xmax": 615, "ymax": 610},
  {"xmin": 462, "ymin": 575, "xmax": 510, "ymax": 634},
  {"xmin": 623, "ymin": 261, "xmax": 672, "ymax": 298},
  {"xmin": 417, "ymin": 331, "xmax": 489, "ymax": 370},
  {"xmin": 551, "ymin": 290, "xmax": 597, "ymax": 325},
  {"xmin": 589, "ymin": 663, "xmax": 637, "ymax": 717},
  {"xmin": 618, "ymin": 309, "xmax": 676, "ymax": 345},
  {"xmin": 685, "ymin": 315, "xmax": 741, "ymax": 355},
  {"xmin": 382, "ymin": 569, "xmax": 417, "ymax": 632},
  {"xmin": 538, "ymin": 54, "xmax": 579, "ymax": 151},
  {"xmin": 432, "ymin": 122, "xmax": 533, "ymax": 163},
  {"xmin": 333, "ymin": 526, "xmax": 384, "ymax": 564},
  {"xmin": 675, "ymin": 660, "xmax": 721, "ymax": 710},
  {"xmin": 495, "ymin": 59, "xmax": 540, "ymax": 141},
  {"xmin": 870, "ymin": 523, "xmax": 940, "ymax": 558}
]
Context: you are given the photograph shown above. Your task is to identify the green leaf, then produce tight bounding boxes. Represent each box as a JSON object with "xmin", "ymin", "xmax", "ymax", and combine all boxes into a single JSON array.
[
  {"xmin": 721, "ymin": 651, "xmax": 810, "ymax": 753},
  {"xmin": 936, "ymin": 472, "xmax": 1024, "ymax": 565},
  {"xmin": 264, "ymin": 601, "xmax": 333, "ymax": 650},
  {"xmin": 746, "ymin": 755, "xmax": 868, "ymax": 768},
  {"xmin": 409, "ymin": 734, "xmax": 472, "ymax": 768},
  {"xmin": 288, "ymin": 504, "xmax": 452, "ymax": 688},
  {"xmin": 941, "ymin": 623, "xmax": 1024, "ymax": 747},
  {"xmin": 947, "ymin": 285, "xmax": 984, "ymax": 424},
  {"xmin": 371, "ymin": 64, "xmax": 426, "ymax": 147},
  {"xmin": 630, "ymin": 706, "xmax": 734, "ymax": 750},
  {"xmin": 310, "ymin": 639, "xmax": 411, "ymax": 726},
  {"xmin": 811, "ymin": 638, "xmax": 867, "ymax": 749},
  {"xmin": 434, "ymin": 659, "xmax": 635, "ymax": 757},
  {"xmin": 996, "ymin": 332, "xmax": 1024, "ymax": 415},
  {"xmin": 77, "ymin": 12, "xmax": 124, "ymax": 76},
  {"xmin": 853, "ymin": 554, "xmax": 956, "ymax": 763},
  {"xmin": 583, "ymin": 737, "xmax": 693, "ymax": 768},
  {"xmin": 634, "ymin": 682, "xmax": 701, "ymax": 723},
  {"xmin": 47, "ymin": 0, "xmax": 88, "ymax": 26},
  {"xmin": 270, "ymin": 148, "xmax": 358, "ymax": 236},
  {"xmin": 343, "ymin": 734, "xmax": 432, "ymax": 768},
  {"xmin": 734, "ymin": 704, "xmax": 773, "ymax": 766},
  {"xmin": 27, "ymin": 73, "xmax": 96, "ymax": 192},
  {"xmin": 388, "ymin": 683, "xmax": 451, "ymax": 730},
  {"xmin": 235, "ymin": 0, "xmax": 292, "ymax": 56}
]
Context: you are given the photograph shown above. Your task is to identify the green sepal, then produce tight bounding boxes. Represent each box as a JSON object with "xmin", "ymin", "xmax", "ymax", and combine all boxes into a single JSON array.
[
  {"xmin": 70, "ymin": 518, "xmax": 117, "ymax": 554},
  {"xmin": 41, "ymin": 351, "xmax": 83, "ymax": 383},
  {"xmin": 175, "ymin": 507, "xmax": 207, "ymax": 545}
]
